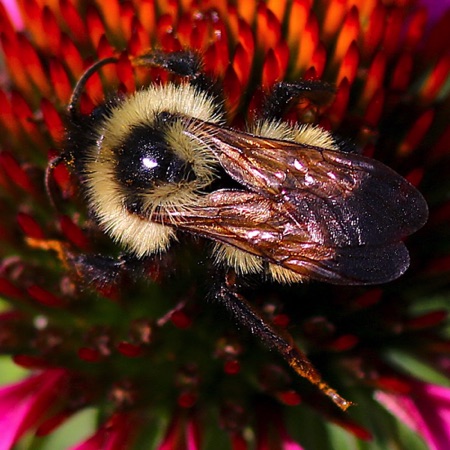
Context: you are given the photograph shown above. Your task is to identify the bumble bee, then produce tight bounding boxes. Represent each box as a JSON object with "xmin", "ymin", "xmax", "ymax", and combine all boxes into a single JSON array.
[
  {"xmin": 58, "ymin": 50, "xmax": 427, "ymax": 286},
  {"xmin": 48, "ymin": 50, "xmax": 428, "ymax": 409}
]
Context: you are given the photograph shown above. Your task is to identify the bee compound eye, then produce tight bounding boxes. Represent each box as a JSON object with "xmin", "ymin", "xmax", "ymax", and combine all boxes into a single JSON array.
[{"xmin": 114, "ymin": 125, "xmax": 193, "ymax": 190}]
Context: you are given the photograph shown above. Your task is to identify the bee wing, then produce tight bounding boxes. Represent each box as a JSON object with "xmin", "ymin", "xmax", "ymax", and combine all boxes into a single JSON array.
[
  {"xmin": 187, "ymin": 121, "xmax": 428, "ymax": 247},
  {"xmin": 157, "ymin": 190, "xmax": 410, "ymax": 285}
]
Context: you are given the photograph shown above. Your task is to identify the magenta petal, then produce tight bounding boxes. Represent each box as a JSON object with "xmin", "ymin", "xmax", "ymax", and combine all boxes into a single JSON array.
[
  {"xmin": 282, "ymin": 438, "xmax": 304, "ymax": 450},
  {"xmin": 255, "ymin": 410, "xmax": 304, "ymax": 450},
  {"xmin": 69, "ymin": 413, "xmax": 136, "ymax": 450},
  {"xmin": 279, "ymin": 426, "xmax": 304, "ymax": 450},
  {"xmin": 0, "ymin": 369, "xmax": 67, "ymax": 450},
  {"xmin": 156, "ymin": 414, "xmax": 201, "ymax": 450},
  {"xmin": 376, "ymin": 381, "xmax": 450, "ymax": 450},
  {"xmin": 0, "ymin": 0, "xmax": 23, "ymax": 29},
  {"xmin": 186, "ymin": 418, "xmax": 202, "ymax": 450},
  {"xmin": 69, "ymin": 433, "xmax": 104, "ymax": 450},
  {"xmin": 419, "ymin": 0, "xmax": 450, "ymax": 26}
]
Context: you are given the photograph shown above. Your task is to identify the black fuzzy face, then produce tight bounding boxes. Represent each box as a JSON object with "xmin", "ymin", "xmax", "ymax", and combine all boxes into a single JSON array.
[{"xmin": 114, "ymin": 124, "xmax": 195, "ymax": 191}]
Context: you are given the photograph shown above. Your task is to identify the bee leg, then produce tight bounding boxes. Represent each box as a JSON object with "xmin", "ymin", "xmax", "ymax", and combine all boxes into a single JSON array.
[
  {"xmin": 134, "ymin": 50, "xmax": 204, "ymax": 77},
  {"xmin": 215, "ymin": 270, "xmax": 352, "ymax": 411},
  {"xmin": 133, "ymin": 50, "xmax": 217, "ymax": 92},
  {"xmin": 25, "ymin": 237, "xmax": 140, "ymax": 289},
  {"xmin": 134, "ymin": 49, "xmax": 224, "ymax": 114},
  {"xmin": 260, "ymin": 80, "xmax": 335, "ymax": 120},
  {"xmin": 70, "ymin": 253, "xmax": 127, "ymax": 287},
  {"xmin": 67, "ymin": 252, "xmax": 154, "ymax": 289}
]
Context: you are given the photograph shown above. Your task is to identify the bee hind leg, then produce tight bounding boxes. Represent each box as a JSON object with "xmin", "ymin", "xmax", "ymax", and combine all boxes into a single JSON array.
[{"xmin": 214, "ymin": 270, "xmax": 352, "ymax": 411}]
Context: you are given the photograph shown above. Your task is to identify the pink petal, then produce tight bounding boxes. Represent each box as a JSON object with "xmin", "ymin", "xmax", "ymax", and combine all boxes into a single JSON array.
[
  {"xmin": 376, "ymin": 381, "xmax": 450, "ymax": 450},
  {"xmin": 0, "ymin": 369, "xmax": 67, "ymax": 450},
  {"xmin": 282, "ymin": 438, "xmax": 304, "ymax": 450},
  {"xmin": 279, "ymin": 425, "xmax": 304, "ymax": 450},
  {"xmin": 69, "ymin": 413, "xmax": 136, "ymax": 450},
  {"xmin": 255, "ymin": 410, "xmax": 304, "ymax": 450},
  {"xmin": 419, "ymin": 0, "xmax": 450, "ymax": 26},
  {"xmin": 156, "ymin": 414, "xmax": 180, "ymax": 450},
  {"xmin": 156, "ymin": 414, "xmax": 201, "ymax": 450},
  {"xmin": 186, "ymin": 418, "xmax": 202, "ymax": 450},
  {"xmin": 0, "ymin": 0, "xmax": 23, "ymax": 29},
  {"xmin": 69, "ymin": 432, "xmax": 105, "ymax": 450}
]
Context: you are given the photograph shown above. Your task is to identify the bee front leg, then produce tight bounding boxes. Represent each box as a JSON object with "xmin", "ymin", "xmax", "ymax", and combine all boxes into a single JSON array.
[
  {"xmin": 133, "ymin": 50, "xmax": 223, "ymax": 105},
  {"xmin": 260, "ymin": 80, "xmax": 336, "ymax": 121},
  {"xmin": 214, "ymin": 270, "xmax": 352, "ymax": 411},
  {"xmin": 134, "ymin": 49, "xmax": 204, "ymax": 77}
]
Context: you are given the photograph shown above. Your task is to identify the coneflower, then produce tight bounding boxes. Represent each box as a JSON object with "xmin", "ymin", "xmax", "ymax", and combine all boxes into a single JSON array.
[{"xmin": 0, "ymin": 1, "xmax": 449, "ymax": 449}]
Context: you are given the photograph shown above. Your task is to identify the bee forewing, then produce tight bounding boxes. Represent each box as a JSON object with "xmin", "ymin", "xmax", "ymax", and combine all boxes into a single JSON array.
[{"xmin": 185, "ymin": 120, "xmax": 428, "ymax": 246}]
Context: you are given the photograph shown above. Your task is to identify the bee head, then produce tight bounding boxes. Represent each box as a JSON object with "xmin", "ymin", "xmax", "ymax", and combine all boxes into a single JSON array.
[{"xmin": 61, "ymin": 57, "xmax": 223, "ymax": 257}]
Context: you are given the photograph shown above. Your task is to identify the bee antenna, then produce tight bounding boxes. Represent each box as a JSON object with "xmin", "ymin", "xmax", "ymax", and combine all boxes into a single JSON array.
[{"xmin": 68, "ymin": 56, "xmax": 118, "ymax": 117}]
